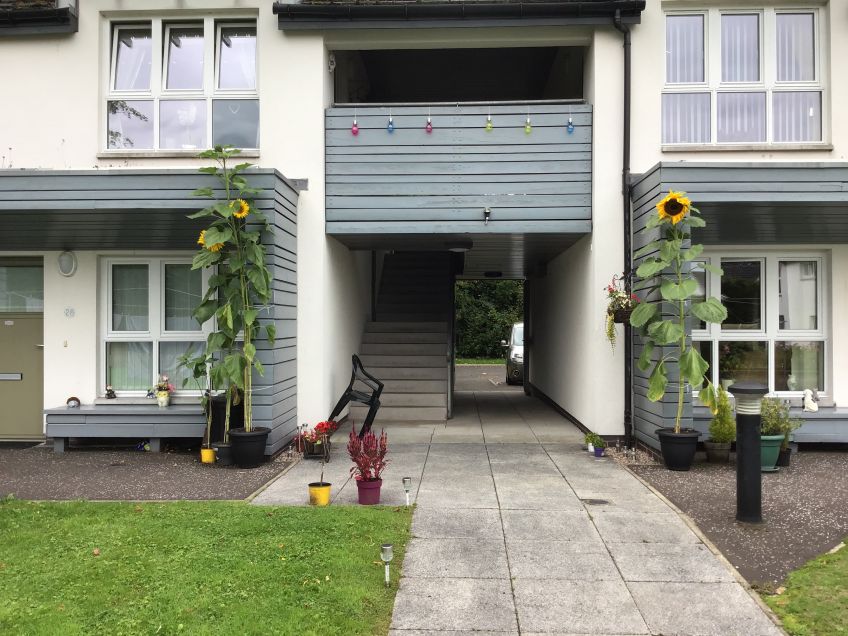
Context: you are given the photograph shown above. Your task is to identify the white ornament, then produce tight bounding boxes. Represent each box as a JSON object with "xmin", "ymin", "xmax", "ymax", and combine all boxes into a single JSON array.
[{"xmin": 803, "ymin": 389, "xmax": 819, "ymax": 413}]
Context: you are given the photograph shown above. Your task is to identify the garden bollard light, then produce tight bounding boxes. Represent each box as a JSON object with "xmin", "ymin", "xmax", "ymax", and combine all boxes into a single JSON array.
[
  {"xmin": 729, "ymin": 382, "xmax": 769, "ymax": 524},
  {"xmin": 381, "ymin": 544, "xmax": 394, "ymax": 587},
  {"xmin": 402, "ymin": 477, "xmax": 412, "ymax": 507}
]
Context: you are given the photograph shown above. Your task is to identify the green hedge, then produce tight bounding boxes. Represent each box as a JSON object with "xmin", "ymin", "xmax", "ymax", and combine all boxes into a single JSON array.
[{"xmin": 455, "ymin": 280, "xmax": 523, "ymax": 359}]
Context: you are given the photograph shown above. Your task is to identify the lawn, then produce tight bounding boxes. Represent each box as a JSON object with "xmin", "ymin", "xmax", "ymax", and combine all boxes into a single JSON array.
[
  {"xmin": 0, "ymin": 499, "xmax": 412, "ymax": 636},
  {"xmin": 456, "ymin": 358, "xmax": 503, "ymax": 365},
  {"xmin": 762, "ymin": 540, "xmax": 848, "ymax": 636}
]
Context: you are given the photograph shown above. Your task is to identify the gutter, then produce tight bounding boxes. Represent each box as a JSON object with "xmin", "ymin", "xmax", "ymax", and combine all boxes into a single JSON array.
[
  {"xmin": 612, "ymin": 9, "xmax": 633, "ymax": 447},
  {"xmin": 274, "ymin": 1, "xmax": 645, "ymax": 28}
]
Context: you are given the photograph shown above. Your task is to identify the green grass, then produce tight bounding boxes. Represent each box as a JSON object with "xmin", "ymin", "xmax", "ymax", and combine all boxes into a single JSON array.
[
  {"xmin": 456, "ymin": 358, "xmax": 504, "ymax": 365},
  {"xmin": 0, "ymin": 499, "xmax": 412, "ymax": 636},
  {"xmin": 762, "ymin": 540, "xmax": 848, "ymax": 636}
]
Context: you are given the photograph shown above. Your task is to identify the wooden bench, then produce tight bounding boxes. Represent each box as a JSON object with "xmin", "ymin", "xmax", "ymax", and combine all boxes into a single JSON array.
[{"xmin": 45, "ymin": 404, "xmax": 206, "ymax": 453}]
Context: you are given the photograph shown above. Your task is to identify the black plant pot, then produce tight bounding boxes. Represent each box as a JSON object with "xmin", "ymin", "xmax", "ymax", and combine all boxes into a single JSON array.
[
  {"xmin": 229, "ymin": 427, "xmax": 270, "ymax": 469},
  {"xmin": 214, "ymin": 442, "xmax": 233, "ymax": 467},
  {"xmin": 657, "ymin": 428, "xmax": 701, "ymax": 471},
  {"xmin": 208, "ymin": 394, "xmax": 244, "ymax": 444},
  {"xmin": 776, "ymin": 448, "xmax": 791, "ymax": 467}
]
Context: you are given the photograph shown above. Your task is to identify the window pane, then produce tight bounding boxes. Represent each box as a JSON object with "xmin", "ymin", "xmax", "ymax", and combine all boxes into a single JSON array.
[
  {"xmin": 774, "ymin": 341, "xmax": 824, "ymax": 391},
  {"xmin": 212, "ymin": 99, "xmax": 259, "ymax": 148},
  {"xmin": 777, "ymin": 13, "xmax": 815, "ymax": 82},
  {"xmin": 692, "ymin": 340, "xmax": 713, "ymax": 393},
  {"xmin": 218, "ymin": 25, "xmax": 256, "ymax": 90},
  {"xmin": 773, "ymin": 92, "xmax": 822, "ymax": 143},
  {"xmin": 719, "ymin": 341, "xmax": 768, "ymax": 387},
  {"xmin": 717, "ymin": 92, "xmax": 766, "ymax": 143},
  {"xmin": 779, "ymin": 261, "xmax": 818, "ymax": 330},
  {"xmin": 721, "ymin": 14, "xmax": 760, "ymax": 82},
  {"xmin": 107, "ymin": 342, "xmax": 152, "ymax": 391},
  {"xmin": 159, "ymin": 341, "xmax": 202, "ymax": 391},
  {"xmin": 0, "ymin": 265, "xmax": 43, "ymax": 312},
  {"xmin": 112, "ymin": 265, "xmax": 149, "ymax": 331},
  {"xmin": 722, "ymin": 260, "xmax": 761, "ymax": 330},
  {"xmin": 107, "ymin": 100, "xmax": 154, "ymax": 149},
  {"xmin": 166, "ymin": 26, "xmax": 204, "ymax": 90},
  {"xmin": 165, "ymin": 265, "xmax": 202, "ymax": 331},
  {"xmin": 666, "ymin": 15, "xmax": 705, "ymax": 83},
  {"xmin": 113, "ymin": 27, "xmax": 152, "ymax": 91},
  {"xmin": 691, "ymin": 264, "xmax": 707, "ymax": 330},
  {"xmin": 662, "ymin": 93, "xmax": 710, "ymax": 144},
  {"xmin": 159, "ymin": 100, "xmax": 207, "ymax": 150}
]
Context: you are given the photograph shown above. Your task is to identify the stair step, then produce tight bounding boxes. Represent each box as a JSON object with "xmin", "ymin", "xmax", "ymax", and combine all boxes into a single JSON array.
[
  {"xmin": 365, "ymin": 322, "xmax": 447, "ymax": 332},
  {"xmin": 363, "ymin": 332, "xmax": 447, "ymax": 344},
  {"xmin": 360, "ymin": 354, "xmax": 445, "ymax": 368},
  {"xmin": 379, "ymin": 313, "xmax": 449, "ymax": 321},
  {"xmin": 376, "ymin": 379, "xmax": 446, "ymax": 393},
  {"xmin": 350, "ymin": 405, "xmax": 447, "ymax": 422},
  {"xmin": 365, "ymin": 366, "xmax": 448, "ymax": 380},
  {"xmin": 361, "ymin": 342, "xmax": 446, "ymax": 356},
  {"xmin": 376, "ymin": 393, "xmax": 447, "ymax": 407}
]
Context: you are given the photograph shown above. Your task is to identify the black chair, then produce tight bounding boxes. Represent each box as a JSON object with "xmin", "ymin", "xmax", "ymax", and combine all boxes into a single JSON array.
[{"xmin": 328, "ymin": 354, "xmax": 384, "ymax": 438}]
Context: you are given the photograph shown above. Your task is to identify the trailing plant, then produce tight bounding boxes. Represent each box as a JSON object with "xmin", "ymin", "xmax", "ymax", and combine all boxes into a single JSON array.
[
  {"xmin": 347, "ymin": 428, "xmax": 389, "ymax": 482},
  {"xmin": 604, "ymin": 273, "xmax": 640, "ymax": 349},
  {"xmin": 181, "ymin": 145, "xmax": 275, "ymax": 434},
  {"xmin": 761, "ymin": 397, "xmax": 802, "ymax": 448},
  {"xmin": 707, "ymin": 384, "xmax": 736, "ymax": 444},
  {"xmin": 630, "ymin": 191, "xmax": 728, "ymax": 433}
]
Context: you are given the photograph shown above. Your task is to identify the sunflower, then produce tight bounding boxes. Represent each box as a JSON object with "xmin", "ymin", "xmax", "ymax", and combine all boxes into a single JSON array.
[
  {"xmin": 232, "ymin": 199, "xmax": 250, "ymax": 219},
  {"xmin": 656, "ymin": 191, "xmax": 692, "ymax": 225},
  {"xmin": 197, "ymin": 229, "xmax": 224, "ymax": 252}
]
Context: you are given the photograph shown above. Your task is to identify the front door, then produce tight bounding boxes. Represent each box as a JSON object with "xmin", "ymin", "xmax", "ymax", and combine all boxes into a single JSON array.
[{"xmin": 0, "ymin": 260, "xmax": 44, "ymax": 440}]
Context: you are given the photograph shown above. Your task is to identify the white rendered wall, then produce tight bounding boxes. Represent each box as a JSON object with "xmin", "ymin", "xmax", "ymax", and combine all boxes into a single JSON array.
[{"xmin": 0, "ymin": 1, "xmax": 370, "ymax": 423}]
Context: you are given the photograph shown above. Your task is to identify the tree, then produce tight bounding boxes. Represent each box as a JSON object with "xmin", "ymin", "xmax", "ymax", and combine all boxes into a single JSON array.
[{"xmin": 454, "ymin": 280, "xmax": 523, "ymax": 359}]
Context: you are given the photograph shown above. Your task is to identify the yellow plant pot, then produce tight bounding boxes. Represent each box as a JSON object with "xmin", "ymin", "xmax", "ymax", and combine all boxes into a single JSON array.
[
  {"xmin": 200, "ymin": 447, "xmax": 217, "ymax": 464},
  {"xmin": 308, "ymin": 482, "xmax": 331, "ymax": 506}
]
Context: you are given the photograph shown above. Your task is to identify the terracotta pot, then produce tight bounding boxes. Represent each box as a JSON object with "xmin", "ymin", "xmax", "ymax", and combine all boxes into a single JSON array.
[{"xmin": 356, "ymin": 478, "xmax": 382, "ymax": 505}]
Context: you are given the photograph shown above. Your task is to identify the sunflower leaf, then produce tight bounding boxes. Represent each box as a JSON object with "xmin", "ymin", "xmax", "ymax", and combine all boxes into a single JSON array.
[
  {"xmin": 691, "ymin": 298, "xmax": 728, "ymax": 323},
  {"xmin": 660, "ymin": 239, "xmax": 682, "ymax": 263},
  {"xmin": 203, "ymin": 226, "xmax": 231, "ymax": 246},
  {"xmin": 647, "ymin": 319, "xmax": 684, "ymax": 345},
  {"xmin": 192, "ymin": 249, "xmax": 220, "ymax": 270},
  {"xmin": 660, "ymin": 278, "xmax": 697, "ymax": 301},
  {"xmin": 686, "ymin": 216, "xmax": 706, "ymax": 228},
  {"xmin": 636, "ymin": 259, "xmax": 669, "ymax": 279},
  {"xmin": 699, "ymin": 381, "xmax": 720, "ymax": 415},
  {"xmin": 679, "ymin": 346, "xmax": 709, "ymax": 384},
  {"xmin": 647, "ymin": 361, "xmax": 668, "ymax": 402},
  {"xmin": 682, "ymin": 244, "xmax": 704, "ymax": 261},
  {"xmin": 629, "ymin": 302, "xmax": 659, "ymax": 328},
  {"xmin": 700, "ymin": 262, "xmax": 724, "ymax": 276},
  {"xmin": 637, "ymin": 340, "xmax": 655, "ymax": 372},
  {"xmin": 633, "ymin": 240, "xmax": 662, "ymax": 259}
]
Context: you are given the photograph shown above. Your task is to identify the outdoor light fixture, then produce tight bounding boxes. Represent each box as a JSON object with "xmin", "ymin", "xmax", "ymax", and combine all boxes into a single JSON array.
[
  {"xmin": 729, "ymin": 382, "xmax": 769, "ymax": 523},
  {"xmin": 402, "ymin": 477, "xmax": 412, "ymax": 507},
  {"xmin": 483, "ymin": 207, "xmax": 491, "ymax": 225},
  {"xmin": 446, "ymin": 240, "xmax": 472, "ymax": 253},
  {"xmin": 381, "ymin": 544, "xmax": 394, "ymax": 587},
  {"xmin": 57, "ymin": 251, "xmax": 77, "ymax": 277}
]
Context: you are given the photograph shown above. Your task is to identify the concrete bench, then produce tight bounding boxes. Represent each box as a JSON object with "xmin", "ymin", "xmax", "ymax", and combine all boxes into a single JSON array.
[{"xmin": 44, "ymin": 404, "xmax": 206, "ymax": 453}]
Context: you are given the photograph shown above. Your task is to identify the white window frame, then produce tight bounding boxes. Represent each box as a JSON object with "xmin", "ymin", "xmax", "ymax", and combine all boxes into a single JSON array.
[
  {"xmin": 103, "ymin": 16, "xmax": 259, "ymax": 154},
  {"xmin": 663, "ymin": 6, "xmax": 827, "ymax": 147},
  {"xmin": 100, "ymin": 256, "xmax": 212, "ymax": 397},
  {"xmin": 692, "ymin": 249, "xmax": 830, "ymax": 402}
]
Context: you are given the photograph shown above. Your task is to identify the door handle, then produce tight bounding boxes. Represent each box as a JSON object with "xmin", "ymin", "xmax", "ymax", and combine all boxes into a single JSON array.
[{"xmin": 35, "ymin": 344, "xmax": 45, "ymax": 349}]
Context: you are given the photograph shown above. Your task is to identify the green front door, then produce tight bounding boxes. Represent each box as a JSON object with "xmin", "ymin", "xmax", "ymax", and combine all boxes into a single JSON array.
[{"xmin": 0, "ymin": 260, "xmax": 44, "ymax": 440}]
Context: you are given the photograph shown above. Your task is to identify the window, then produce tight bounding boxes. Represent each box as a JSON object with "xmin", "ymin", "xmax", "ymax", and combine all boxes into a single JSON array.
[
  {"xmin": 692, "ymin": 252, "xmax": 827, "ymax": 399},
  {"xmin": 0, "ymin": 261, "xmax": 43, "ymax": 313},
  {"xmin": 106, "ymin": 18, "xmax": 258, "ymax": 152},
  {"xmin": 102, "ymin": 258, "xmax": 208, "ymax": 395},
  {"xmin": 663, "ymin": 8, "xmax": 824, "ymax": 146}
]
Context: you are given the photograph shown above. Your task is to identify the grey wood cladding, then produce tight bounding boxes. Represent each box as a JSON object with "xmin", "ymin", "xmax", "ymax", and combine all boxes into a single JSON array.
[{"xmin": 325, "ymin": 103, "xmax": 592, "ymax": 238}]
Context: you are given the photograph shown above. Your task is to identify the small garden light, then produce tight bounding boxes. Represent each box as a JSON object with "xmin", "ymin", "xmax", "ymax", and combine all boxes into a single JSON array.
[
  {"xmin": 729, "ymin": 382, "xmax": 769, "ymax": 523},
  {"xmin": 381, "ymin": 543, "xmax": 394, "ymax": 587},
  {"xmin": 402, "ymin": 477, "xmax": 412, "ymax": 506}
]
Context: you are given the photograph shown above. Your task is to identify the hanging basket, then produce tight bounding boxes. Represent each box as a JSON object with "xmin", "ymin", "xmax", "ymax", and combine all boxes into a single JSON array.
[{"xmin": 609, "ymin": 308, "xmax": 633, "ymax": 324}]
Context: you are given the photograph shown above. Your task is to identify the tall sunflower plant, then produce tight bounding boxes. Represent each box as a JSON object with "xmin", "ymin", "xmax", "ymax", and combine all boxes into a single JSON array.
[
  {"xmin": 629, "ymin": 191, "xmax": 728, "ymax": 433},
  {"xmin": 180, "ymin": 145, "xmax": 275, "ymax": 436}
]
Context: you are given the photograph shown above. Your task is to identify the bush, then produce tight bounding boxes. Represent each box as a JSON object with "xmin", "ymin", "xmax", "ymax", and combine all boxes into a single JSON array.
[
  {"xmin": 761, "ymin": 397, "xmax": 802, "ymax": 447},
  {"xmin": 455, "ymin": 280, "xmax": 523, "ymax": 359},
  {"xmin": 708, "ymin": 385, "xmax": 736, "ymax": 443}
]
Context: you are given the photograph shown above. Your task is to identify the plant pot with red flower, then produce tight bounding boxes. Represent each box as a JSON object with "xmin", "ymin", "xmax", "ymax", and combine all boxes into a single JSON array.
[{"xmin": 347, "ymin": 427, "xmax": 389, "ymax": 505}]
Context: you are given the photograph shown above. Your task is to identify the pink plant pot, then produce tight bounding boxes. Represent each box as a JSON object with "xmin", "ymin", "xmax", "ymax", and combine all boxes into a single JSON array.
[{"xmin": 356, "ymin": 478, "xmax": 383, "ymax": 505}]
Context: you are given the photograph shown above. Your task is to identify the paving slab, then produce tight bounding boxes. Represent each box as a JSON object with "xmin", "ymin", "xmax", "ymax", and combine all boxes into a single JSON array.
[
  {"xmin": 628, "ymin": 581, "xmax": 784, "ymax": 635},
  {"xmin": 500, "ymin": 509, "xmax": 603, "ymax": 544},
  {"xmin": 413, "ymin": 507, "xmax": 504, "ymax": 539},
  {"xmin": 391, "ymin": 578, "xmax": 518, "ymax": 632},
  {"xmin": 493, "ymin": 474, "xmax": 584, "ymax": 511},
  {"xmin": 403, "ymin": 538, "xmax": 509, "ymax": 578},
  {"xmin": 389, "ymin": 631, "xmax": 517, "ymax": 636},
  {"xmin": 513, "ymin": 579, "xmax": 649, "ymax": 634},
  {"xmin": 608, "ymin": 543, "xmax": 735, "ymax": 583},
  {"xmin": 507, "ymin": 540, "xmax": 621, "ymax": 580},
  {"xmin": 592, "ymin": 511, "xmax": 701, "ymax": 545}
]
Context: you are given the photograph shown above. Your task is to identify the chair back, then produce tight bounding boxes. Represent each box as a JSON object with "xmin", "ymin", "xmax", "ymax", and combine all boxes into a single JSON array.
[{"xmin": 351, "ymin": 354, "xmax": 384, "ymax": 399}]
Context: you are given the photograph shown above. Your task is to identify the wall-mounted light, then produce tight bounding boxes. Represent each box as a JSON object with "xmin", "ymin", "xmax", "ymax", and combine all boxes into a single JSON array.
[
  {"xmin": 381, "ymin": 544, "xmax": 394, "ymax": 587},
  {"xmin": 57, "ymin": 251, "xmax": 77, "ymax": 277},
  {"xmin": 483, "ymin": 207, "xmax": 491, "ymax": 226},
  {"xmin": 446, "ymin": 241, "xmax": 472, "ymax": 253}
]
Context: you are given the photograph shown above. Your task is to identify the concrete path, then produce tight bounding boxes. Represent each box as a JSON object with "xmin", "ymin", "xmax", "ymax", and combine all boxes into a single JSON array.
[{"xmin": 253, "ymin": 392, "xmax": 784, "ymax": 636}]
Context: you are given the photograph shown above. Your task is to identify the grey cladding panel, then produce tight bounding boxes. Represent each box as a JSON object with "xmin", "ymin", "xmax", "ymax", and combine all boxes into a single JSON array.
[{"xmin": 325, "ymin": 104, "xmax": 592, "ymax": 237}]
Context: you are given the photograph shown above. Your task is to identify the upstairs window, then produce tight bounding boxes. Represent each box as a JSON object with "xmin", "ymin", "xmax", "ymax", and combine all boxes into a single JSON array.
[
  {"xmin": 663, "ymin": 9, "xmax": 824, "ymax": 146},
  {"xmin": 106, "ymin": 18, "xmax": 258, "ymax": 152}
]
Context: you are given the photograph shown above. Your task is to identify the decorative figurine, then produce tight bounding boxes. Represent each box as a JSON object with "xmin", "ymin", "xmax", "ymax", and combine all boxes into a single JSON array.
[
  {"xmin": 105, "ymin": 385, "xmax": 117, "ymax": 399},
  {"xmin": 803, "ymin": 389, "xmax": 819, "ymax": 413}
]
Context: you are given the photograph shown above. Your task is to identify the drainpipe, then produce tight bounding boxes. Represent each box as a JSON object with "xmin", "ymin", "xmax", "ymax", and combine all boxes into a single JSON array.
[{"xmin": 613, "ymin": 10, "xmax": 633, "ymax": 447}]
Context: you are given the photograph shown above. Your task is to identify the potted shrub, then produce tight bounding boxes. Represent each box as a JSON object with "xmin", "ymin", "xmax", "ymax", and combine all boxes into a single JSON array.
[
  {"xmin": 704, "ymin": 384, "xmax": 735, "ymax": 463},
  {"xmin": 761, "ymin": 397, "xmax": 801, "ymax": 471},
  {"xmin": 592, "ymin": 435, "xmax": 606, "ymax": 458},
  {"xmin": 630, "ymin": 191, "xmax": 727, "ymax": 471},
  {"xmin": 184, "ymin": 146, "xmax": 276, "ymax": 469},
  {"xmin": 300, "ymin": 421, "xmax": 338, "ymax": 461},
  {"xmin": 604, "ymin": 273, "xmax": 640, "ymax": 349},
  {"xmin": 152, "ymin": 374, "xmax": 176, "ymax": 408},
  {"xmin": 584, "ymin": 432, "xmax": 595, "ymax": 453},
  {"xmin": 347, "ymin": 427, "xmax": 389, "ymax": 505}
]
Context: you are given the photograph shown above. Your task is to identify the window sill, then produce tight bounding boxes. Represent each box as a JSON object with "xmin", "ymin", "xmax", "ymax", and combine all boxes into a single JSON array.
[
  {"xmin": 97, "ymin": 150, "xmax": 260, "ymax": 159},
  {"xmin": 662, "ymin": 143, "xmax": 833, "ymax": 153},
  {"xmin": 94, "ymin": 397, "xmax": 202, "ymax": 406}
]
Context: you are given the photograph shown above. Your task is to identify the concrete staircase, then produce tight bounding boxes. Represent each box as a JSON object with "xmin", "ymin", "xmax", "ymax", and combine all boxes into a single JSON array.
[{"xmin": 351, "ymin": 253, "xmax": 452, "ymax": 424}]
